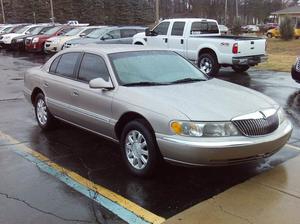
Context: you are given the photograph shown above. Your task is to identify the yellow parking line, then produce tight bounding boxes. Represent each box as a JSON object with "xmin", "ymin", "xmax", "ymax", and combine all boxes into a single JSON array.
[
  {"xmin": 286, "ymin": 144, "xmax": 300, "ymax": 151},
  {"xmin": 0, "ymin": 131, "xmax": 165, "ymax": 224}
]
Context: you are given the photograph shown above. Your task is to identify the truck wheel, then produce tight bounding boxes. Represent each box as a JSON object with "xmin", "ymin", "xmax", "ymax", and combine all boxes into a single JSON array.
[
  {"xmin": 120, "ymin": 119, "xmax": 161, "ymax": 177},
  {"xmin": 198, "ymin": 53, "xmax": 220, "ymax": 76},
  {"xmin": 232, "ymin": 65, "xmax": 250, "ymax": 73}
]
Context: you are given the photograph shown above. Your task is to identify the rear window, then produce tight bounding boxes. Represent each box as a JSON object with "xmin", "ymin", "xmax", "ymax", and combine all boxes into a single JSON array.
[
  {"xmin": 55, "ymin": 53, "xmax": 80, "ymax": 78},
  {"xmin": 191, "ymin": 22, "xmax": 219, "ymax": 34}
]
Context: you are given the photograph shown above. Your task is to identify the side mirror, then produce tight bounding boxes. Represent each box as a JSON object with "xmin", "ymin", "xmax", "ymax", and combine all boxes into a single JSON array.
[
  {"xmin": 89, "ymin": 78, "xmax": 114, "ymax": 90},
  {"xmin": 79, "ymin": 33, "xmax": 86, "ymax": 37},
  {"xmin": 25, "ymin": 31, "xmax": 30, "ymax": 35},
  {"xmin": 57, "ymin": 32, "xmax": 63, "ymax": 36},
  {"xmin": 145, "ymin": 28, "xmax": 157, "ymax": 36}
]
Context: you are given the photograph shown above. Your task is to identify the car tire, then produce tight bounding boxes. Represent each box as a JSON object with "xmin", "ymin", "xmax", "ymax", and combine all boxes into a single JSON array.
[
  {"xmin": 120, "ymin": 119, "xmax": 161, "ymax": 177},
  {"xmin": 267, "ymin": 33, "xmax": 273, "ymax": 38},
  {"xmin": 232, "ymin": 65, "xmax": 250, "ymax": 73},
  {"xmin": 198, "ymin": 53, "xmax": 220, "ymax": 76},
  {"xmin": 34, "ymin": 93, "xmax": 56, "ymax": 131}
]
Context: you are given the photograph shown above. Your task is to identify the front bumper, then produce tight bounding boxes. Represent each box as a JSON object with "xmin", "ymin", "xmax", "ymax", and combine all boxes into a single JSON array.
[
  {"xmin": 44, "ymin": 42, "xmax": 61, "ymax": 53},
  {"xmin": 232, "ymin": 55, "xmax": 268, "ymax": 66},
  {"xmin": 156, "ymin": 119, "xmax": 292, "ymax": 166},
  {"xmin": 291, "ymin": 66, "xmax": 300, "ymax": 83}
]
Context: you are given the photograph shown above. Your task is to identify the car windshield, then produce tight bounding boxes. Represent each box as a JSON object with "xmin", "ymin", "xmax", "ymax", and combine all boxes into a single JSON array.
[
  {"xmin": 31, "ymin": 26, "xmax": 44, "ymax": 35},
  {"xmin": 86, "ymin": 28, "xmax": 108, "ymax": 39},
  {"xmin": 3, "ymin": 26, "xmax": 14, "ymax": 32},
  {"xmin": 44, "ymin": 26, "xmax": 61, "ymax": 35},
  {"xmin": 109, "ymin": 51, "xmax": 208, "ymax": 86},
  {"xmin": 16, "ymin": 26, "xmax": 29, "ymax": 34},
  {"xmin": 64, "ymin": 27, "xmax": 83, "ymax": 36},
  {"xmin": 38, "ymin": 26, "xmax": 54, "ymax": 35}
]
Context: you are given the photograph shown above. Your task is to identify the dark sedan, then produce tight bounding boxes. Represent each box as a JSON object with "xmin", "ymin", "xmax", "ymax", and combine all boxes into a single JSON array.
[{"xmin": 291, "ymin": 58, "xmax": 300, "ymax": 83}]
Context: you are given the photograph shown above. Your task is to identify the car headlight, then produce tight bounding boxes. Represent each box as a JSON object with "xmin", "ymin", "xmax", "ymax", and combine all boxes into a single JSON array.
[
  {"xmin": 32, "ymin": 37, "xmax": 39, "ymax": 43},
  {"xmin": 16, "ymin": 39, "xmax": 23, "ymax": 43},
  {"xmin": 277, "ymin": 107, "xmax": 286, "ymax": 124},
  {"xmin": 170, "ymin": 121, "xmax": 241, "ymax": 137}
]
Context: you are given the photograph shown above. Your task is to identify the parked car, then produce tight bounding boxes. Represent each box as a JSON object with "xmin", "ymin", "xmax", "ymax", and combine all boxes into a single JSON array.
[
  {"xmin": 218, "ymin": 25, "xmax": 229, "ymax": 35},
  {"xmin": 0, "ymin": 24, "xmax": 44, "ymax": 49},
  {"xmin": 24, "ymin": 45, "xmax": 292, "ymax": 176},
  {"xmin": 25, "ymin": 26, "xmax": 74, "ymax": 52},
  {"xmin": 63, "ymin": 26, "xmax": 145, "ymax": 49},
  {"xmin": 133, "ymin": 18, "xmax": 268, "ymax": 76},
  {"xmin": 66, "ymin": 20, "xmax": 89, "ymax": 26},
  {"xmin": 44, "ymin": 26, "xmax": 101, "ymax": 53},
  {"xmin": 267, "ymin": 27, "xmax": 300, "ymax": 39},
  {"xmin": 241, "ymin": 25, "xmax": 260, "ymax": 33},
  {"xmin": 291, "ymin": 57, "xmax": 300, "ymax": 83},
  {"xmin": 11, "ymin": 25, "xmax": 55, "ymax": 51}
]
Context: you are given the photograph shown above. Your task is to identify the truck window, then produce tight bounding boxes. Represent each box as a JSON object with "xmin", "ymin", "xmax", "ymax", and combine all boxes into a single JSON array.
[
  {"xmin": 153, "ymin": 22, "xmax": 170, "ymax": 35},
  {"xmin": 171, "ymin": 22, "xmax": 185, "ymax": 36},
  {"xmin": 190, "ymin": 22, "xmax": 219, "ymax": 34}
]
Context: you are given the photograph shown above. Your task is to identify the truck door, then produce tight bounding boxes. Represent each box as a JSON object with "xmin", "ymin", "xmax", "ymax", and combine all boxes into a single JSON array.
[
  {"xmin": 147, "ymin": 22, "xmax": 170, "ymax": 49},
  {"xmin": 168, "ymin": 21, "xmax": 187, "ymax": 57}
]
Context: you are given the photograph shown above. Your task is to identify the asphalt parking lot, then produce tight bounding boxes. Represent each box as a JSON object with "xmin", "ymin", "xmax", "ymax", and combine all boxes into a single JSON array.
[{"xmin": 1, "ymin": 50, "xmax": 300, "ymax": 224}]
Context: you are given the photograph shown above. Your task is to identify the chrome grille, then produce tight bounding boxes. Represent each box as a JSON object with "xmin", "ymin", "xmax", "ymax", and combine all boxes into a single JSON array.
[
  {"xmin": 296, "ymin": 58, "xmax": 300, "ymax": 72},
  {"xmin": 232, "ymin": 113, "xmax": 279, "ymax": 136}
]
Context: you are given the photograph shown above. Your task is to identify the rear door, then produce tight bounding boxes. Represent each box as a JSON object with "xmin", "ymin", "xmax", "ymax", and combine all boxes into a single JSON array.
[
  {"xmin": 43, "ymin": 52, "xmax": 82, "ymax": 121},
  {"xmin": 168, "ymin": 21, "xmax": 187, "ymax": 57},
  {"xmin": 69, "ymin": 53, "xmax": 115, "ymax": 137}
]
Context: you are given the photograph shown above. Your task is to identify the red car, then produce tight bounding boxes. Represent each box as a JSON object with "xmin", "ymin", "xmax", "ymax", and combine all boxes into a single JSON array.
[{"xmin": 25, "ymin": 26, "xmax": 73, "ymax": 53}]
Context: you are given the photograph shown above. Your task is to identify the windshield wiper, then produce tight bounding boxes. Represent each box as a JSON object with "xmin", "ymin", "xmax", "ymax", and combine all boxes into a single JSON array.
[
  {"xmin": 170, "ymin": 78, "xmax": 206, "ymax": 84},
  {"xmin": 123, "ymin": 81, "xmax": 168, "ymax": 87}
]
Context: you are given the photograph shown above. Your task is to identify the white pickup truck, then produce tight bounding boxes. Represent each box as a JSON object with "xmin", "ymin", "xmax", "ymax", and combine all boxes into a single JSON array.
[{"xmin": 133, "ymin": 18, "xmax": 268, "ymax": 76}]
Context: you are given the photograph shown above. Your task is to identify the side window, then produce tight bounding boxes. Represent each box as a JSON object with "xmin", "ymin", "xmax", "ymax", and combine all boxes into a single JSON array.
[
  {"xmin": 105, "ymin": 30, "xmax": 121, "ymax": 39},
  {"xmin": 56, "ymin": 53, "xmax": 80, "ymax": 78},
  {"xmin": 191, "ymin": 22, "xmax": 219, "ymax": 34},
  {"xmin": 153, "ymin": 22, "xmax": 170, "ymax": 35},
  {"xmin": 171, "ymin": 22, "xmax": 185, "ymax": 36},
  {"xmin": 78, "ymin": 54, "xmax": 110, "ymax": 82},
  {"xmin": 49, "ymin": 56, "xmax": 61, "ymax": 74},
  {"xmin": 121, "ymin": 29, "xmax": 137, "ymax": 38}
]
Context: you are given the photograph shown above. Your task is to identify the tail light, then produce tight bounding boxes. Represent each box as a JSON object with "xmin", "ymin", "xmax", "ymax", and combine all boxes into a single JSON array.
[{"xmin": 232, "ymin": 43, "xmax": 238, "ymax": 54}]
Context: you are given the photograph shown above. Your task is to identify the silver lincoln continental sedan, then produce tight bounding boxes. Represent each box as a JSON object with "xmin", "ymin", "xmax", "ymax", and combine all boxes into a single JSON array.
[{"xmin": 24, "ymin": 45, "xmax": 293, "ymax": 176}]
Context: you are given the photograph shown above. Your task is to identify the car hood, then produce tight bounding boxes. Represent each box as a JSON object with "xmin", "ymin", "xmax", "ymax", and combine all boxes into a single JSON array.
[{"xmin": 120, "ymin": 79, "xmax": 278, "ymax": 121}]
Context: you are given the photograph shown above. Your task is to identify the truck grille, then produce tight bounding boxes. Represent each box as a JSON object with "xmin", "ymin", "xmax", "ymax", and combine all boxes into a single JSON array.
[
  {"xmin": 232, "ymin": 113, "xmax": 279, "ymax": 136},
  {"xmin": 296, "ymin": 58, "xmax": 300, "ymax": 72}
]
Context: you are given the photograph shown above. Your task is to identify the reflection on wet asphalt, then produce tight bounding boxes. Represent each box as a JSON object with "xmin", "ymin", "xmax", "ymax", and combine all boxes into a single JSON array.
[{"xmin": 0, "ymin": 50, "xmax": 300, "ymax": 218}]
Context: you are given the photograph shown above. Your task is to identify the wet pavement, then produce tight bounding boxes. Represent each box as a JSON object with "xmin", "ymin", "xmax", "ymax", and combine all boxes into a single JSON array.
[{"xmin": 0, "ymin": 50, "xmax": 300, "ymax": 223}]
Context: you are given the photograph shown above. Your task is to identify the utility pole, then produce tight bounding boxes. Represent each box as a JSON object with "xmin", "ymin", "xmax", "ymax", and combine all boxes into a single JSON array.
[
  {"xmin": 50, "ymin": 0, "xmax": 55, "ymax": 24},
  {"xmin": 155, "ymin": 0, "xmax": 160, "ymax": 24},
  {"xmin": 225, "ymin": 0, "xmax": 228, "ymax": 25},
  {"xmin": 0, "ymin": 0, "xmax": 5, "ymax": 24}
]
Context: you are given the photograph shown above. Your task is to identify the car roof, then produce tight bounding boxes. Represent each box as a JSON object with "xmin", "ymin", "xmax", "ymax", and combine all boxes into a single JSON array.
[{"xmin": 64, "ymin": 44, "xmax": 167, "ymax": 55}]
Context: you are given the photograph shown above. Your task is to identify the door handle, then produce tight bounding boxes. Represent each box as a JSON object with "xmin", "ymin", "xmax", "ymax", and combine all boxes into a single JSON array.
[
  {"xmin": 43, "ymin": 82, "xmax": 49, "ymax": 88},
  {"xmin": 163, "ymin": 38, "xmax": 168, "ymax": 43},
  {"xmin": 181, "ymin": 39, "xmax": 184, "ymax": 44}
]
